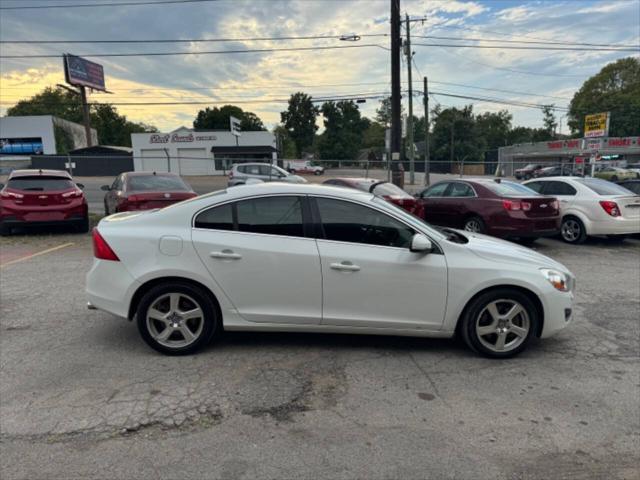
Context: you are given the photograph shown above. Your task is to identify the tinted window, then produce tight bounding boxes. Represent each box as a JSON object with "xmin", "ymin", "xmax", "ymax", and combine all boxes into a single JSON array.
[
  {"xmin": 317, "ymin": 198, "xmax": 414, "ymax": 248},
  {"xmin": 127, "ymin": 175, "xmax": 189, "ymax": 191},
  {"xmin": 542, "ymin": 181, "xmax": 577, "ymax": 196},
  {"xmin": 243, "ymin": 164, "xmax": 262, "ymax": 175},
  {"xmin": 483, "ymin": 181, "xmax": 540, "ymax": 197},
  {"xmin": 7, "ymin": 176, "xmax": 74, "ymax": 191},
  {"xmin": 194, "ymin": 203, "xmax": 234, "ymax": 230},
  {"xmin": 237, "ymin": 196, "xmax": 304, "ymax": 237},
  {"xmin": 448, "ymin": 183, "xmax": 475, "ymax": 197},
  {"xmin": 621, "ymin": 182, "xmax": 640, "ymax": 195},
  {"xmin": 525, "ymin": 181, "xmax": 545, "ymax": 193},
  {"xmin": 577, "ymin": 178, "xmax": 635, "ymax": 196},
  {"xmin": 422, "ymin": 183, "xmax": 449, "ymax": 197}
]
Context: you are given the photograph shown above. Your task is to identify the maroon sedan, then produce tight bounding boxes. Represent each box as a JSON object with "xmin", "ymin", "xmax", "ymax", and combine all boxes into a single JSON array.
[
  {"xmin": 0, "ymin": 169, "xmax": 88, "ymax": 235},
  {"xmin": 102, "ymin": 172, "xmax": 197, "ymax": 215},
  {"xmin": 323, "ymin": 177, "xmax": 424, "ymax": 217},
  {"xmin": 416, "ymin": 179, "xmax": 560, "ymax": 240}
]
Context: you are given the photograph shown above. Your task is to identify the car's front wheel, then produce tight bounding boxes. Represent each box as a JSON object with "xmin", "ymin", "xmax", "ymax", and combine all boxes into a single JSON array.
[
  {"xmin": 561, "ymin": 216, "xmax": 587, "ymax": 244},
  {"xmin": 136, "ymin": 282, "xmax": 220, "ymax": 355},
  {"xmin": 460, "ymin": 289, "xmax": 539, "ymax": 358}
]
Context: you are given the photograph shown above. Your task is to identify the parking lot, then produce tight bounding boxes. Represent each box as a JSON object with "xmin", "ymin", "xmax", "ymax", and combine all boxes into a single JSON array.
[{"xmin": 1, "ymin": 228, "xmax": 639, "ymax": 479}]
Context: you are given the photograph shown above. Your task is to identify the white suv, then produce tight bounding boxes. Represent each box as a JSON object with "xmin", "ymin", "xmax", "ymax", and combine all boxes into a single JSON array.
[{"xmin": 228, "ymin": 163, "xmax": 306, "ymax": 186}]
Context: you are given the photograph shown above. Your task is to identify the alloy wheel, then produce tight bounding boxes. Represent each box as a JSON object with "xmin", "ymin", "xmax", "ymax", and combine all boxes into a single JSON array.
[
  {"xmin": 146, "ymin": 293, "xmax": 204, "ymax": 348},
  {"xmin": 561, "ymin": 219, "xmax": 581, "ymax": 242},
  {"xmin": 464, "ymin": 219, "xmax": 482, "ymax": 233},
  {"xmin": 475, "ymin": 299, "xmax": 530, "ymax": 353}
]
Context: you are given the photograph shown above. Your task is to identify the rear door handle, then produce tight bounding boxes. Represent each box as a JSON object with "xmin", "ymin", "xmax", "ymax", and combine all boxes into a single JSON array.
[
  {"xmin": 330, "ymin": 261, "xmax": 361, "ymax": 272},
  {"xmin": 210, "ymin": 249, "xmax": 242, "ymax": 260}
]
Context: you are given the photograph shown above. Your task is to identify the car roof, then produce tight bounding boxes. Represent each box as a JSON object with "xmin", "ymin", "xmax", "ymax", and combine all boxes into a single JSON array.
[
  {"xmin": 224, "ymin": 181, "xmax": 374, "ymax": 200},
  {"xmin": 8, "ymin": 169, "xmax": 71, "ymax": 179},
  {"xmin": 330, "ymin": 177, "xmax": 378, "ymax": 185},
  {"xmin": 124, "ymin": 171, "xmax": 180, "ymax": 177}
]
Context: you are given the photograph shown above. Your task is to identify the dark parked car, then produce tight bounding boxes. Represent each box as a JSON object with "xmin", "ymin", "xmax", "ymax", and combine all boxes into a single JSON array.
[
  {"xmin": 534, "ymin": 165, "xmax": 575, "ymax": 178},
  {"xmin": 415, "ymin": 179, "xmax": 560, "ymax": 240},
  {"xmin": 102, "ymin": 172, "xmax": 197, "ymax": 215},
  {"xmin": 323, "ymin": 177, "xmax": 424, "ymax": 217},
  {"xmin": 616, "ymin": 179, "xmax": 640, "ymax": 195},
  {"xmin": 0, "ymin": 169, "xmax": 88, "ymax": 235},
  {"xmin": 514, "ymin": 164, "xmax": 543, "ymax": 180}
]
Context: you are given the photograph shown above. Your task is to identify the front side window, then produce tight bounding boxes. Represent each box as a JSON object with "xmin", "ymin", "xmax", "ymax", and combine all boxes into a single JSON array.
[
  {"xmin": 316, "ymin": 198, "xmax": 414, "ymax": 249},
  {"xmin": 237, "ymin": 196, "xmax": 304, "ymax": 237},
  {"xmin": 422, "ymin": 183, "xmax": 449, "ymax": 198}
]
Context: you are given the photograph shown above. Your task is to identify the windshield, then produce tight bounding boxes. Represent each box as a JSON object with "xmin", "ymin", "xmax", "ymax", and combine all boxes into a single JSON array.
[
  {"xmin": 523, "ymin": 164, "xmax": 539, "ymax": 170},
  {"xmin": 483, "ymin": 181, "xmax": 540, "ymax": 197},
  {"xmin": 127, "ymin": 175, "xmax": 190, "ymax": 191},
  {"xmin": 7, "ymin": 176, "xmax": 74, "ymax": 191},
  {"xmin": 371, "ymin": 182, "xmax": 411, "ymax": 198},
  {"xmin": 273, "ymin": 165, "xmax": 290, "ymax": 176},
  {"xmin": 577, "ymin": 178, "xmax": 635, "ymax": 196}
]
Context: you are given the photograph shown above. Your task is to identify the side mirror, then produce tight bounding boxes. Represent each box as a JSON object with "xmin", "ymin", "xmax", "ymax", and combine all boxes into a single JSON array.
[
  {"xmin": 100, "ymin": 185, "xmax": 111, "ymax": 191},
  {"xmin": 76, "ymin": 183, "xmax": 85, "ymax": 189},
  {"xmin": 410, "ymin": 233, "xmax": 432, "ymax": 253}
]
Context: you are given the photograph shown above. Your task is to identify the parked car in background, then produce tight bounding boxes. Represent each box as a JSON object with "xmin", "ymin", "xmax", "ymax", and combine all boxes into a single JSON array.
[
  {"xmin": 102, "ymin": 172, "xmax": 197, "ymax": 215},
  {"xmin": 534, "ymin": 165, "xmax": 575, "ymax": 178},
  {"xmin": 415, "ymin": 179, "xmax": 560, "ymax": 241},
  {"xmin": 0, "ymin": 169, "xmax": 88, "ymax": 235},
  {"xmin": 228, "ymin": 163, "xmax": 307, "ymax": 186},
  {"xmin": 524, "ymin": 177, "xmax": 640, "ymax": 243},
  {"xmin": 323, "ymin": 177, "xmax": 424, "ymax": 217},
  {"xmin": 616, "ymin": 179, "xmax": 640, "ymax": 195},
  {"xmin": 86, "ymin": 182, "xmax": 575, "ymax": 358},
  {"xmin": 514, "ymin": 164, "xmax": 543, "ymax": 180},
  {"xmin": 286, "ymin": 160, "xmax": 325, "ymax": 175},
  {"xmin": 625, "ymin": 163, "xmax": 640, "ymax": 177},
  {"xmin": 593, "ymin": 166, "xmax": 638, "ymax": 182}
]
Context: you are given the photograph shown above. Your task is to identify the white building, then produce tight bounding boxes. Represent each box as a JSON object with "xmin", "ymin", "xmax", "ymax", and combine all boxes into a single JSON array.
[
  {"xmin": 131, "ymin": 127, "xmax": 277, "ymax": 175},
  {"xmin": 0, "ymin": 115, "xmax": 97, "ymax": 155}
]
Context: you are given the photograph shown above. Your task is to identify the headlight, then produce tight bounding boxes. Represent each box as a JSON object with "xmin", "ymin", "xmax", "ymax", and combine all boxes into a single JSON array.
[{"xmin": 540, "ymin": 268, "xmax": 571, "ymax": 292}]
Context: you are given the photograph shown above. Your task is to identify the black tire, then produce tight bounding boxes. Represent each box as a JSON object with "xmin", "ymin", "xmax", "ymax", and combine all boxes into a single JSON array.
[
  {"xmin": 104, "ymin": 201, "xmax": 110, "ymax": 216},
  {"xmin": 76, "ymin": 215, "xmax": 90, "ymax": 233},
  {"xmin": 460, "ymin": 288, "xmax": 540, "ymax": 359},
  {"xmin": 314, "ymin": 170, "xmax": 322, "ymax": 176},
  {"xmin": 560, "ymin": 216, "xmax": 587, "ymax": 244},
  {"xmin": 524, "ymin": 173, "xmax": 532, "ymax": 180},
  {"xmin": 136, "ymin": 282, "xmax": 220, "ymax": 355},
  {"xmin": 611, "ymin": 175, "xmax": 618, "ymax": 182},
  {"xmin": 463, "ymin": 216, "xmax": 486, "ymax": 234}
]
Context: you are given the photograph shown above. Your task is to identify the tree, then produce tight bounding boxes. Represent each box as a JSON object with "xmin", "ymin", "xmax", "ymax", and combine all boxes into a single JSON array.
[
  {"xmin": 318, "ymin": 101, "xmax": 368, "ymax": 160},
  {"xmin": 568, "ymin": 57, "xmax": 640, "ymax": 137},
  {"xmin": 375, "ymin": 96, "xmax": 404, "ymax": 126},
  {"xmin": 362, "ymin": 120, "xmax": 385, "ymax": 149},
  {"xmin": 7, "ymin": 86, "xmax": 157, "ymax": 147},
  {"xmin": 280, "ymin": 92, "xmax": 319, "ymax": 157},
  {"xmin": 193, "ymin": 105, "xmax": 265, "ymax": 131},
  {"xmin": 430, "ymin": 105, "xmax": 486, "ymax": 171},
  {"xmin": 541, "ymin": 105, "xmax": 557, "ymax": 139},
  {"xmin": 273, "ymin": 125, "xmax": 297, "ymax": 159}
]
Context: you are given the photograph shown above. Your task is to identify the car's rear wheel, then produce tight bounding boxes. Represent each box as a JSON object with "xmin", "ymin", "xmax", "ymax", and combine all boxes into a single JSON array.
[
  {"xmin": 561, "ymin": 216, "xmax": 587, "ymax": 244},
  {"xmin": 611, "ymin": 175, "xmax": 619, "ymax": 182},
  {"xmin": 314, "ymin": 170, "xmax": 322, "ymax": 175},
  {"xmin": 136, "ymin": 282, "xmax": 219, "ymax": 355},
  {"xmin": 460, "ymin": 289, "xmax": 539, "ymax": 358},
  {"xmin": 464, "ymin": 216, "xmax": 485, "ymax": 234}
]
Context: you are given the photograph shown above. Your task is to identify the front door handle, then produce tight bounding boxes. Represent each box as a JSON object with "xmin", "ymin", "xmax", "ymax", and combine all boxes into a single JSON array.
[
  {"xmin": 210, "ymin": 249, "xmax": 242, "ymax": 260},
  {"xmin": 330, "ymin": 261, "xmax": 361, "ymax": 272}
]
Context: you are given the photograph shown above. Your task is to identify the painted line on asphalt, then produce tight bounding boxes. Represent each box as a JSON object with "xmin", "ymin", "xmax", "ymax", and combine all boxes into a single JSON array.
[{"xmin": 0, "ymin": 242, "xmax": 75, "ymax": 268}]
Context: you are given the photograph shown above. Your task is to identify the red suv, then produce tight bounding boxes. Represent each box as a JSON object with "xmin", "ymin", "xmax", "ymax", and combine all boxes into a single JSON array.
[
  {"xmin": 0, "ymin": 169, "xmax": 88, "ymax": 235},
  {"xmin": 323, "ymin": 177, "xmax": 424, "ymax": 217},
  {"xmin": 416, "ymin": 179, "xmax": 560, "ymax": 240}
]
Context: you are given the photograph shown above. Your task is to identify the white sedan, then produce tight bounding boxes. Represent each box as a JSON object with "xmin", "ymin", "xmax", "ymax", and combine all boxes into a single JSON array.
[
  {"xmin": 523, "ymin": 177, "xmax": 640, "ymax": 243},
  {"xmin": 86, "ymin": 183, "xmax": 575, "ymax": 358}
]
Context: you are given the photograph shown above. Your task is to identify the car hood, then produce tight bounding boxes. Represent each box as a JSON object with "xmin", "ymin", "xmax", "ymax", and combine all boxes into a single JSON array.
[{"xmin": 460, "ymin": 230, "xmax": 569, "ymax": 273}]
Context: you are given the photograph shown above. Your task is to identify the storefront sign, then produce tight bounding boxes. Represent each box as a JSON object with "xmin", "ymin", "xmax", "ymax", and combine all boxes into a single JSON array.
[
  {"xmin": 584, "ymin": 112, "xmax": 609, "ymax": 138},
  {"xmin": 149, "ymin": 132, "xmax": 218, "ymax": 144},
  {"xmin": 150, "ymin": 134, "xmax": 170, "ymax": 144},
  {"xmin": 607, "ymin": 138, "xmax": 632, "ymax": 147}
]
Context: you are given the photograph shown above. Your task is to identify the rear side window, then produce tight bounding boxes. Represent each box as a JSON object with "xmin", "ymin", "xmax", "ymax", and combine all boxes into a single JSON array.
[
  {"xmin": 7, "ymin": 176, "xmax": 74, "ymax": 191},
  {"xmin": 448, "ymin": 183, "xmax": 475, "ymax": 197},
  {"xmin": 422, "ymin": 183, "xmax": 449, "ymax": 197},
  {"xmin": 194, "ymin": 203, "xmax": 234, "ymax": 230},
  {"xmin": 542, "ymin": 181, "xmax": 577, "ymax": 196},
  {"xmin": 578, "ymin": 178, "xmax": 635, "ymax": 195},
  {"xmin": 525, "ymin": 181, "xmax": 544, "ymax": 193},
  {"xmin": 237, "ymin": 196, "xmax": 304, "ymax": 237},
  {"xmin": 127, "ymin": 175, "xmax": 189, "ymax": 191}
]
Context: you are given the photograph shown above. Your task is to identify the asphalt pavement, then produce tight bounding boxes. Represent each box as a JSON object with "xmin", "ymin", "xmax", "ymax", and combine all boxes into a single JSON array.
[{"xmin": 1, "ymin": 231, "xmax": 638, "ymax": 479}]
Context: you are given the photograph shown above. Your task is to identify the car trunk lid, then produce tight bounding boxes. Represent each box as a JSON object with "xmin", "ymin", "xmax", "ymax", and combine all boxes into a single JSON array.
[
  {"xmin": 125, "ymin": 191, "xmax": 196, "ymax": 210},
  {"xmin": 503, "ymin": 196, "xmax": 559, "ymax": 218}
]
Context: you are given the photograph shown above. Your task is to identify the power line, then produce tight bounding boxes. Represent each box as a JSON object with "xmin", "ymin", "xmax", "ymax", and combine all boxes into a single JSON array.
[
  {"xmin": 414, "ymin": 35, "xmax": 639, "ymax": 49},
  {"xmin": 0, "ymin": 0, "xmax": 221, "ymax": 10},
  {"xmin": 413, "ymin": 43, "xmax": 638, "ymax": 52},
  {"xmin": 0, "ymin": 43, "xmax": 389, "ymax": 59}
]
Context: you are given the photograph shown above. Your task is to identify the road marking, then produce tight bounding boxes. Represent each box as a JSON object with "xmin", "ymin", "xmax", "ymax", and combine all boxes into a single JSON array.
[{"xmin": 0, "ymin": 242, "xmax": 75, "ymax": 268}]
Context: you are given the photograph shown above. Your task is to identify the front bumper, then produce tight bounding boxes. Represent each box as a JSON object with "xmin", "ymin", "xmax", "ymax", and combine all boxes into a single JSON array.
[{"xmin": 540, "ymin": 289, "xmax": 574, "ymax": 338}]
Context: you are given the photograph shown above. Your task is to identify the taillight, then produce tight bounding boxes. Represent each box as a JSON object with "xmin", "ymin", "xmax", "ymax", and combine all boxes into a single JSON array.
[
  {"xmin": 228, "ymin": 171, "xmax": 234, "ymax": 179},
  {"xmin": 550, "ymin": 200, "xmax": 559, "ymax": 211},
  {"xmin": 503, "ymin": 199, "xmax": 521, "ymax": 211},
  {"xmin": 62, "ymin": 189, "xmax": 83, "ymax": 198},
  {"xmin": 0, "ymin": 190, "xmax": 24, "ymax": 199},
  {"xmin": 92, "ymin": 228, "xmax": 120, "ymax": 261},
  {"xmin": 599, "ymin": 200, "xmax": 621, "ymax": 217},
  {"xmin": 521, "ymin": 201, "xmax": 532, "ymax": 211}
]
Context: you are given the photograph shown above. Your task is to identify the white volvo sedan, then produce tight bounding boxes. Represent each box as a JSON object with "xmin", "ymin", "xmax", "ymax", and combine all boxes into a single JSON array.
[{"xmin": 86, "ymin": 183, "xmax": 575, "ymax": 358}]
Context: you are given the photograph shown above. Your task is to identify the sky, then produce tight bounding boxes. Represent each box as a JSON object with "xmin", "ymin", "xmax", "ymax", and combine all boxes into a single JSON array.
[{"xmin": 0, "ymin": 0, "xmax": 639, "ymax": 134}]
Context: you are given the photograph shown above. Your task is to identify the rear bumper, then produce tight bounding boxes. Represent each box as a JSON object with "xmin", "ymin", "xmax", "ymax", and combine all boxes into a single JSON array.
[
  {"xmin": 586, "ymin": 217, "xmax": 640, "ymax": 235},
  {"xmin": 86, "ymin": 258, "xmax": 140, "ymax": 319},
  {"xmin": 1, "ymin": 202, "xmax": 87, "ymax": 224},
  {"xmin": 490, "ymin": 216, "xmax": 561, "ymax": 239}
]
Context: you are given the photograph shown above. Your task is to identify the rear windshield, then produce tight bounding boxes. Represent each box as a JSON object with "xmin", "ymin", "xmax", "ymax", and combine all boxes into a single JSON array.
[
  {"xmin": 371, "ymin": 182, "xmax": 411, "ymax": 198},
  {"xmin": 483, "ymin": 181, "xmax": 540, "ymax": 197},
  {"xmin": 7, "ymin": 176, "xmax": 74, "ymax": 191},
  {"xmin": 127, "ymin": 175, "xmax": 189, "ymax": 191},
  {"xmin": 577, "ymin": 178, "xmax": 635, "ymax": 196}
]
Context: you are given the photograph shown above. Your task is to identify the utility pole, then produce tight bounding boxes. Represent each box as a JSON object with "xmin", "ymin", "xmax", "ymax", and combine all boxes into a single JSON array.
[
  {"xmin": 79, "ymin": 86, "xmax": 93, "ymax": 147},
  {"xmin": 423, "ymin": 76, "xmax": 430, "ymax": 186},
  {"xmin": 450, "ymin": 121, "xmax": 455, "ymax": 167},
  {"xmin": 390, "ymin": 0, "xmax": 402, "ymax": 186},
  {"xmin": 404, "ymin": 13, "xmax": 415, "ymax": 185}
]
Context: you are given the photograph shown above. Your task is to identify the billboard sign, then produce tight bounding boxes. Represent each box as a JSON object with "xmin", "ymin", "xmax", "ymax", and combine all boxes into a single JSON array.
[
  {"xmin": 584, "ymin": 112, "xmax": 609, "ymax": 138},
  {"xmin": 230, "ymin": 116, "xmax": 242, "ymax": 137},
  {"xmin": 0, "ymin": 137, "xmax": 44, "ymax": 155},
  {"xmin": 64, "ymin": 54, "xmax": 106, "ymax": 91}
]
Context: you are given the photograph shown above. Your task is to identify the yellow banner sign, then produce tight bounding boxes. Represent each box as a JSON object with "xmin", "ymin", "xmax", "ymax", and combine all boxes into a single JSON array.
[{"xmin": 584, "ymin": 113, "xmax": 609, "ymax": 138}]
